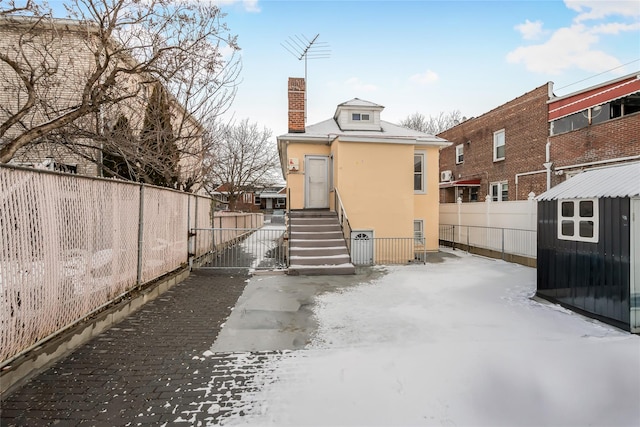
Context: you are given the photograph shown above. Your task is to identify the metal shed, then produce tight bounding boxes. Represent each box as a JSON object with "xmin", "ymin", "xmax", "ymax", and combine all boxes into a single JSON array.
[{"xmin": 537, "ymin": 162, "xmax": 640, "ymax": 333}]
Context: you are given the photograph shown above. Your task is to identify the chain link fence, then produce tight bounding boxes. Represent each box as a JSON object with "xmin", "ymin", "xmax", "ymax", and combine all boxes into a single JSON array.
[{"xmin": 0, "ymin": 165, "xmax": 261, "ymax": 366}]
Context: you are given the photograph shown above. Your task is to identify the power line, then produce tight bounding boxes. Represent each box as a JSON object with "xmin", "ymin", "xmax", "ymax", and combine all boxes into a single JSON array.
[{"xmin": 555, "ymin": 59, "xmax": 640, "ymax": 91}]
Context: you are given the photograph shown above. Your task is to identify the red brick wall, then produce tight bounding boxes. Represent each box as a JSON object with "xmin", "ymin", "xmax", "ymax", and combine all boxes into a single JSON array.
[
  {"xmin": 288, "ymin": 78, "xmax": 305, "ymax": 133},
  {"xmin": 438, "ymin": 83, "xmax": 551, "ymax": 202},
  {"xmin": 550, "ymin": 112, "xmax": 640, "ymax": 170}
]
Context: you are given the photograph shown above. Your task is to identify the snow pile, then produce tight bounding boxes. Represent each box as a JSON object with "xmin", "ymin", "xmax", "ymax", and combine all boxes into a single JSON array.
[{"xmin": 224, "ymin": 252, "xmax": 640, "ymax": 426}]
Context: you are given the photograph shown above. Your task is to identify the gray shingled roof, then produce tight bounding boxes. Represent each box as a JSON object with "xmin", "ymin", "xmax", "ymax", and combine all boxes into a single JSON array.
[
  {"xmin": 279, "ymin": 118, "xmax": 449, "ymax": 145},
  {"xmin": 537, "ymin": 162, "xmax": 640, "ymax": 200},
  {"xmin": 336, "ymin": 98, "xmax": 384, "ymax": 108}
]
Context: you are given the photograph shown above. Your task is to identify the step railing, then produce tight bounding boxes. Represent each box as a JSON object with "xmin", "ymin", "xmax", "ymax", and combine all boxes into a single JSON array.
[
  {"xmin": 286, "ymin": 187, "xmax": 291, "ymax": 267},
  {"xmin": 334, "ymin": 188, "xmax": 352, "ymax": 253}
]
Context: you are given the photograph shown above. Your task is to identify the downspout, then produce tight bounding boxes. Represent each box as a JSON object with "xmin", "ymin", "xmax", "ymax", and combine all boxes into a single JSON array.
[
  {"xmin": 543, "ymin": 139, "xmax": 552, "ymax": 191},
  {"xmin": 515, "ymin": 169, "xmax": 546, "ymax": 199}
]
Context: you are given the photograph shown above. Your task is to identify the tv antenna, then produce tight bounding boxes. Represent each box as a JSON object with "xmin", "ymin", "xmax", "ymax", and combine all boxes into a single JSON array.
[{"xmin": 282, "ymin": 34, "xmax": 330, "ymax": 123}]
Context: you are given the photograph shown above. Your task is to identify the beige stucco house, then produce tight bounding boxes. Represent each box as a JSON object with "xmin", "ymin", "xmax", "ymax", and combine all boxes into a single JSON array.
[
  {"xmin": 277, "ymin": 78, "xmax": 450, "ymax": 267},
  {"xmin": 0, "ymin": 16, "xmax": 204, "ymax": 189}
]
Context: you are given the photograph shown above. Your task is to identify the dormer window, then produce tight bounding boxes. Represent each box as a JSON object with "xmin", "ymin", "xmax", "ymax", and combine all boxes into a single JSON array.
[
  {"xmin": 335, "ymin": 99, "xmax": 383, "ymax": 131},
  {"xmin": 352, "ymin": 113, "xmax": 370, "ymax": 121}
]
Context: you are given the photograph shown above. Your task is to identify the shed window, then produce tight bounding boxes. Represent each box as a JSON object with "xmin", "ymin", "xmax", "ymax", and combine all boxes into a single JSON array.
[{"xmin": 558, "ymin": 198, "xmax": 599, "ymax": 243}]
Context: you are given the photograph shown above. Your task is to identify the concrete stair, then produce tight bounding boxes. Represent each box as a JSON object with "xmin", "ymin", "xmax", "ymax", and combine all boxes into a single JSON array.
[{"xmin": 288, "ymin": 210, "xmax": 355, "ymax": 275}]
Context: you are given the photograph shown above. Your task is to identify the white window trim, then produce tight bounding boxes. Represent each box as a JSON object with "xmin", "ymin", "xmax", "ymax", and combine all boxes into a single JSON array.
[
  {"xmin": 414, "ymin": 151, "xmax": 427, "ymax": 194},
  {"xmin": 351, "ymin": 112, "xmax": 371, "ymax": 122},
  {"xmin": 490, "ymin": 181, "xmax": 508, "ymax": 202},
  {"xmin": 493, "ymin": 129, "xmax": 505, "ymax": 162},
  {"xmin": 557, "ymin": 198, "xmax": 599, "ymax": 243},
  {"xmin": 455, "ymin": 144, "xmax": 463, "ymax": 164},
  {"xmin": 414, "ymin": 219, "xmax": 424, "ymax": 244}
]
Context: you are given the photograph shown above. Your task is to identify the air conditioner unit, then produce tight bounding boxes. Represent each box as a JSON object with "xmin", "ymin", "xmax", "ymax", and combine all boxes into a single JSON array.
[{"xmin": 440, "ymin": 170, "xmax": 453, "ymax": 182}]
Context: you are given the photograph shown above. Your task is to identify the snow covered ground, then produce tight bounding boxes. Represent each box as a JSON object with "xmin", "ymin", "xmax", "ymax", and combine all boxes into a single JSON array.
[{"xmin": 220, "ymin": 250, "xmax": 640, "ymax": 426}]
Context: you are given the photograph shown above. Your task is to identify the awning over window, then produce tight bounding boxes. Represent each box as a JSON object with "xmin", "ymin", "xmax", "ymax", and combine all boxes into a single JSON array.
[
  {"xmin": 548, "ymin": 75, "xmax": 640, "ymax": 121},
  {"xmin": 439, "ymin": 179, "xmax": 481, "ymax": 189}
]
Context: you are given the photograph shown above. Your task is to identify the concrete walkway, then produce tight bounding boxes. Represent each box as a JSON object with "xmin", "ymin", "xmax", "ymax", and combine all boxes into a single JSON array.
[
  {"xmin": 0, "ymin": 267, "xmax": 379, "ymax": 426},
  {"xmin": 211, "ymin": 271, "xmax": 382, "ymax": 353}
]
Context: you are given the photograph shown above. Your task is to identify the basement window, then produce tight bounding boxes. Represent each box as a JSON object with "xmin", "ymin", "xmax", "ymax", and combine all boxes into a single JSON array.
[
  {"xmin": 558, "ymin": 198, "xmax": 599, "ymax": 243},
  {"xmin": 414, "ymin": 220, "xmax": 424, "ymax": 244}
]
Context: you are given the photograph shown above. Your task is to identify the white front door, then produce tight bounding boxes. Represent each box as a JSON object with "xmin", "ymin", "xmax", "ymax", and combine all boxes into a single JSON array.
[
  {"xmin": 305, "ymin": 156, "xmax": 329, "ymax": 209},
  {"xmin": 266, "ymin": 199, "xmax": 273, "ymax": 209},
  {"xmin": 351, "ymin": 230, "xmax": 374, "ymax": 265}
]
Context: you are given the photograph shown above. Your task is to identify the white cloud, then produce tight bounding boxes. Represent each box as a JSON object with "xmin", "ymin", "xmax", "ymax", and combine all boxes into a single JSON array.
[
  {"xmin": 515, "ymin": 19, "xmax": 545, "ymax": 40},
  {"xmin": 565, "ymin": 0, "xmax": 640, "ymax": 22},
  {"xmin": 344, "ymin": 77, "xmax": 378, "ymax": 93},
  {"xmin": 507, "ymin": 24, "xmax": 623, "ymax": 75},
  {"xmin": 409, "ymin": 69, "xmax": 439, "ymax": 85},
  {"xmin": 590, "ymin": 21, "xmax": 640, "ymax": 35},
  {"xmin": 507, "ymin": 1, "xmax": 639, "ymax": 75}
]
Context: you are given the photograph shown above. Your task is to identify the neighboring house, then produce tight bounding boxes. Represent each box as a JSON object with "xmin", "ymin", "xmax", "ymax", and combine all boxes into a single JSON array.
[
  {"xmin": 277, "ymin": 78, "xmax": 450, "ymax": 265},
  {"xmin": 438, "ymin": 72, "xmax": 640, "ymax": 203},
  {"xmin": 255, "ymin": 186, "xmax": 287, "ymax": 211},
  {"xmin": 0, "ymin": 16, "xmax": 204, "ymax": 188},
  {"xmin": 210, "ymin": 183, "xmax": 258, "ymax": 212},
  {"xmin": 536, "ymin": 162, "xmax": 640, "ymax": 333}
]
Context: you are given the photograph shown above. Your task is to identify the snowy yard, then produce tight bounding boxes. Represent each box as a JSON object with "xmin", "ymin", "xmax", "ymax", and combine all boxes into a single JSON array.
[{"xmin": 218, "ymin": 250, "xmax": 640, "ymax": 426}]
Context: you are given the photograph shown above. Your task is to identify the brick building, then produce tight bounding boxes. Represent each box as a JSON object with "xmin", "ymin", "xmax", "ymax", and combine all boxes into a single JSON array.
[{"xmin": 438, "ymin": 72, "xmax": 640, "ymax": 203}]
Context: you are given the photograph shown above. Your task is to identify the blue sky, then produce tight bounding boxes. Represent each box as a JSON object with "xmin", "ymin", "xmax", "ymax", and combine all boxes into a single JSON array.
[
  {"xmin": 43, "ymin": 0, "xmax": 640, "ymax": 138},
  {"xmin": 216, "ymin": 0, "xmax": 640, "ymax": 137}
]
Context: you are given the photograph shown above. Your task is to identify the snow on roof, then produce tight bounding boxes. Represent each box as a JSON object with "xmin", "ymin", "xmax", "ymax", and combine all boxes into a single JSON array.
[
  {"xmin": 336, "ymin": 98, "xmax": 384, "ymax": 108},
  {"xmin": 279, "ymin": 118, "xmax": 450, "ymax": 146},
  {"xmin": 537, "ymin": 162, "xmax": 640, "ymax": 200}
]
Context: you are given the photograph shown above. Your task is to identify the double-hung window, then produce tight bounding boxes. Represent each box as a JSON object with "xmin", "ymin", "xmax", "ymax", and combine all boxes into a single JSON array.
[
  {"xmin": 352, "ymin": 113, "xmax": 370, "ymax": 121},
  {"xmin": 493, "ymin": 129, "xmax": 505, "ymax": 161},
  {"xmin": 455, "ymin": 144, "xmax": 464, "ymax": 164},
  {"xmin": 558, "ymin": 199, "xmax": 599, "ymax": 243},
  {"xmin": 490, "ymin": 181, "xmax": 508, "ymax": 201},
  {"xmin": 414, "ymin": 152, "xmax": 425, "ymax": 193}
]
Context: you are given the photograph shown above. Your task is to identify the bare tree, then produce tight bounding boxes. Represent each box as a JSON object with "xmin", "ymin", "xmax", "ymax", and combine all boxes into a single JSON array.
[
  {"xmin": 204, "ymin": 119, "xmax": 279, "ymax": 211},
  {"xmin": 399, "ymin": 110, "xmax": 465, "ymax": 135},
  {"xmin": 0, "ymin": 0, "xmax": 40, "ymax": 16},
  {"xmin": 0, "ymin": 0, "xmax": 240, "ymax": 191}
]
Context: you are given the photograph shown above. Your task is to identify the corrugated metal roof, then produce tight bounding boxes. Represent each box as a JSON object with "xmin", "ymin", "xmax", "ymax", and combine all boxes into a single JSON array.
[{"xmin": 537, "ymin": 162, "xmax": 640, "ymax": 200}]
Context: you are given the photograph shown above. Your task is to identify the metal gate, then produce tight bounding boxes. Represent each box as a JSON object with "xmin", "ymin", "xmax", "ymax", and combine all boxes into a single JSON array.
[{"xmin": 191, "ymin": 226, "xmax": 287, "ymax": 271}]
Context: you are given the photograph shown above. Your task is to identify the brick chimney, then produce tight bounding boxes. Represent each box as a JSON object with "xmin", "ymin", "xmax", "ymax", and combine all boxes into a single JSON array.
[{"xmin": 288, "ymin": 77, "xmax": 305, "ymax": 133}]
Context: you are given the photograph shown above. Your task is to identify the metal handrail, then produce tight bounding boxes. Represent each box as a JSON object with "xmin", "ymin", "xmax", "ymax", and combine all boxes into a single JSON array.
[{"xmin": 286, "ymin": 187, "xmax": 291, "ymax": 267}]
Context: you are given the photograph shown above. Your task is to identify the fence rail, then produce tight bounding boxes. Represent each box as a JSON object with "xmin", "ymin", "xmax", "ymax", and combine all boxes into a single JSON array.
[
  {"xmin": 351, "ymin": 237, "xmax": 427, "ymax": 265},
  {"xmin": 439, "ymin": 224, "xmax": 537, "ymax": 263},
  {"xmin": 194, "ymin": 226, "xmax": 287, "ymax": 270},
  {"xmin": 0, "ymin": 164, "xmax": 262, "ymax": 366}
]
